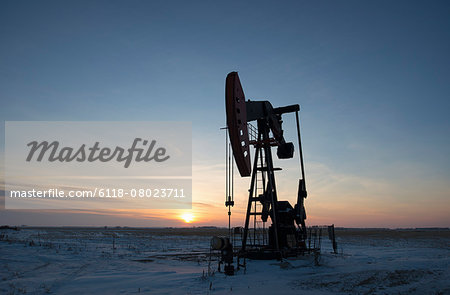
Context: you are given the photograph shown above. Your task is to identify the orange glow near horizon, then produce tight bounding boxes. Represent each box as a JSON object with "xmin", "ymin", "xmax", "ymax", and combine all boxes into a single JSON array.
[
  {"xmin": 2, "ymin": 160, "xmax": 449, "ymax": 228},
  {"xmin": 180, "ymin": 212, "xmax": 195, "ymax": 223}
]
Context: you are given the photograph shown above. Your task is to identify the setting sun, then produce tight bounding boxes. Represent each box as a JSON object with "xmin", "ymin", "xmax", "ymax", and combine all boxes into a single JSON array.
[{"xmin": 180, "ymin": 213, "xmax": 194, "ymax": 223}]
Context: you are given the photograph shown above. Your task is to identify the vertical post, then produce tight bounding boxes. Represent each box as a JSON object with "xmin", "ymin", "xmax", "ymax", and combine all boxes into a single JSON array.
[
  {"xmin": 295, "ymin": 111, "xmax": 306, "ymax": 186},
  {"xmin": 225, "ymin": 128, "xmax": 228, "ymax": 206},
  {"xmin": 260, "ymin": 120, "xmax": 280, "ymax": 254},
  {"xmin": 259, "ymin": 147, "xmax": 267, "ymax": 245},
  {"xmin": 225, "ymin": 129, "xmax": 230, "ymax": 237},
  {"xmin": 295, "ymin": 111, "xmax": 307, "ymax": 238},
  {"xmin": 228, "ymin": 144, "xmax": 233, "ymax": 237}
]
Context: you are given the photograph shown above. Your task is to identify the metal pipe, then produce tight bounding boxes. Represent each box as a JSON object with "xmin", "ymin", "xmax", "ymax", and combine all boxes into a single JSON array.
[{"xmin": 295, "ymin": 111, "xmax": 306, "ymax": 185}]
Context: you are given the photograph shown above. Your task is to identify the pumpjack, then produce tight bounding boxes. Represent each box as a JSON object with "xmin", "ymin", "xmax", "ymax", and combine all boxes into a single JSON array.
[{"xmin": 225, "ymin": 72, "xmax": 308, "ymax": 259}]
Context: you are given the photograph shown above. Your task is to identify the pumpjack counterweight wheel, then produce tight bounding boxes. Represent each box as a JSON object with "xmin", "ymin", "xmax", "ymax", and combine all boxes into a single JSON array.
[{"xmin": 225, "ymin": 72, "xmax": 251, "ymax": 177}]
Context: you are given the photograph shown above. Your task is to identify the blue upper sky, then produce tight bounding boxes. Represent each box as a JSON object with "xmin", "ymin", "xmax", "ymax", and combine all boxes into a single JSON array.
[{"xmin": 1, "ymin": 0, "xmax": 449, "ymax": 227}]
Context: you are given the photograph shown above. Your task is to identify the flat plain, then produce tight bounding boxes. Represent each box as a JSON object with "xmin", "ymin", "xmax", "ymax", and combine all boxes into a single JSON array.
[{"xmin": 0, "ymin": 227, "xmax": 448, "ymax": 294}]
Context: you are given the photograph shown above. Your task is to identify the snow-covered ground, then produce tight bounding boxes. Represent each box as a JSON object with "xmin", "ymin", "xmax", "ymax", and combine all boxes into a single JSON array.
[{"xmin": 0, "ymin": 227, "xmax": 448, "ymax": 294}]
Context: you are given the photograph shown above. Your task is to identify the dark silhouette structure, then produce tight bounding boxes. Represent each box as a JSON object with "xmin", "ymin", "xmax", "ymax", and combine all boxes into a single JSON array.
[{"xmin": 225, "ymin": 72, "xmax": 308, "ymax": 259}]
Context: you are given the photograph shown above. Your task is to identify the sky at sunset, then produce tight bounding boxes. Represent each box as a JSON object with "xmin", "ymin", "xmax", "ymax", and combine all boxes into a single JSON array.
[{"xmin": 1, "ymin": 0, "xmax": 449, "ymax": 228}]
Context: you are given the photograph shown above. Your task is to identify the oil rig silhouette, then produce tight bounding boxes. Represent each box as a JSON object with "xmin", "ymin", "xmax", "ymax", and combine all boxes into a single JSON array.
[{"xmin": 210, "ymin": 72, "xmax": 337, "ymax": 275}]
